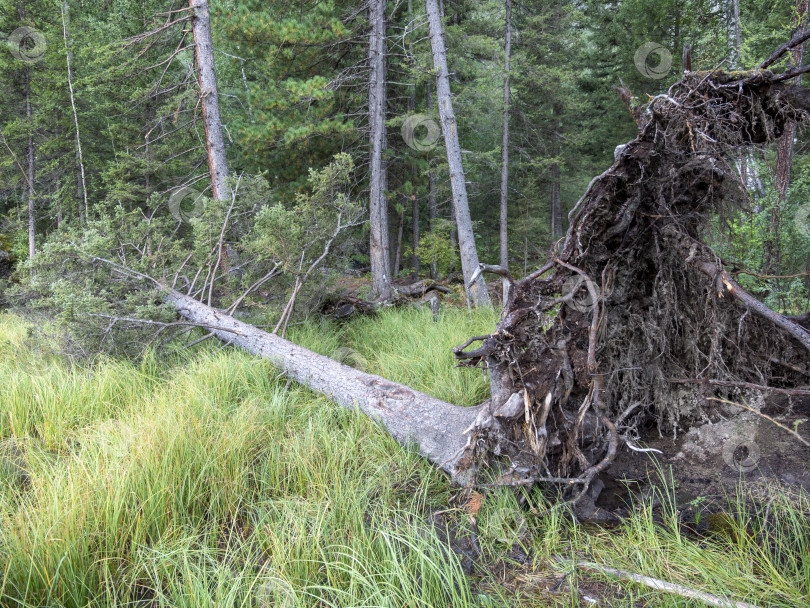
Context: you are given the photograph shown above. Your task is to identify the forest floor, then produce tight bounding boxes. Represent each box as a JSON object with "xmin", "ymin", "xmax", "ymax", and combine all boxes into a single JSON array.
[{"xmin": 0, "ymin": 308, "xmax": 808, "ymax": 607}]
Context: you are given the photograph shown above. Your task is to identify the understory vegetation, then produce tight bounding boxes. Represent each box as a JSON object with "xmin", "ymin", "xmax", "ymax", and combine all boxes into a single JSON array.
[{"xmin": 1, "ymin": 308, "xmax": 808, "ymax": 607}]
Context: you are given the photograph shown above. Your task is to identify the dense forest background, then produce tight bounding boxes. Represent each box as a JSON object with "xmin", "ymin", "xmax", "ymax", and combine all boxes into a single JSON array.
[{"xmin": 0, "ymin": 0, "xmax": 807, "ymax": 351}]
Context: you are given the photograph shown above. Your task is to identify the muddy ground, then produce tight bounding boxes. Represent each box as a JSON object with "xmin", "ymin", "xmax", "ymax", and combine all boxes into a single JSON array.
[{"xmin": 583, "ymin": 392, "xmax": 810, "ymax": 522}]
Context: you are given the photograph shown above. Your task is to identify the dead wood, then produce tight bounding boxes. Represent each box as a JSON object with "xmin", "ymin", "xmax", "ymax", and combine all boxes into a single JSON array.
[
  {"xmin": 165, "ymin": 288, "xmax": 483, "ymax": 482},
  {"xmin": 452, "ymin": 67, "xmax": 810, "ymax": 498}
]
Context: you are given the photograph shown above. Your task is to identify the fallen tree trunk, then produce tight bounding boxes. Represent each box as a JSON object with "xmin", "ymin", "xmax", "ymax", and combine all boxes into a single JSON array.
[
  {"xmin": 154, "ymin": 39, "xmax": 810, "ymax": 497},
  {"xmin": 164, "ymin": 289, "xmax": 482, "ymax": 483}
]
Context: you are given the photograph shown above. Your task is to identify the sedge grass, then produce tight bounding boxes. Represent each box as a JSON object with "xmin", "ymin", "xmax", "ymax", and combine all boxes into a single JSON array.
[{"xmin": 1, "ymin": 308, "xmax": 809, "ymax": 607}]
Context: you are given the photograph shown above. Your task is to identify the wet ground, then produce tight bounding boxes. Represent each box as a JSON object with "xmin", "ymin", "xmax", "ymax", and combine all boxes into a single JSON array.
[{"xmin": 587, "ymin": 392, "xmax": 810, "ymax": 522}]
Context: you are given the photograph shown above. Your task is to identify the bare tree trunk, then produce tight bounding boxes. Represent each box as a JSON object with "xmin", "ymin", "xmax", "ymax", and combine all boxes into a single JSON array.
[
  {"xmin": 190, "ymin": 0, "xmax": 229, "ymax": 201},
  {"xmin": 428, "ymin": 170, "xmax": 438, "ymax": 279},
  {"xmin": 393, "ymin": 204, "xmax": 404, "ymax": 277},
  {"xmin": 499, "ymin": 0, "xmax": 512, "ymax": 305},
  {"xmin": 412, "ymin": 195, "xmax": 420, "ymax": 279},
  {"xmin": 369, "ymin": 0, "xmax": 392, "ymax": 299},
  {"xmin": 407, "ymin": 0, "xmax": 420, "ymax": 281},
  {"xmin": 551, "ymin": 164, "xmax": 562, "ymax": 241},
  {"xmin": 550, "ymin": 101, "xmax": 563, "ymax": 244},
  {"xmin": 425, "ymin": 0, "xmax": 491, "ymax": 307},
  {"xmin": 732, "ymin": 0, "xmax": 748, "ymax": 186},
  {"xmin": 732, "ymin": 0, "xmax": 742, "ymax": 67},
  {"xmin": 25, "ymin": 66, "xmax": 35, "ymax": 260},
  {"xmin": 62, "ymin": 0, "xmax": 89, "ymax": 221},
  {"xmin": 426, "ymin": 81, "xmax": 439, "ymax": 280},
  {"xmin": 164, "ymin": 289, "xmax": 481, "ymax": 482}
]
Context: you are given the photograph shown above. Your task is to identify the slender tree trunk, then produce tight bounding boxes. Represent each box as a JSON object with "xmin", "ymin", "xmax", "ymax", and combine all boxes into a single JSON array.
[
  {"xmin": 165, "ymin": 289, "xmax": 481, "ymax": 482},
  {"xmin": 428, "ymin": 173, "xmax": 438, "ymax": 279},
  {"xmin": 732, "ymin": 0, "xmax": 742, "ymax": 67},
  {"xmin": 499, "ymin": 0, "xmax": 512, "ymax": 305},
  {"xmin": 769, "ymin": 0, "xmax": 808, "ymax": 275},
  {"xmin": 550, "ymin": 101, "xmax": 563, "ymax": 243},
  {"xmin": 425, "ymin": 0, "xmax": 491, "ymax": 307},
  {"xmin": 62, "ymin": 1, "xmax": 89, "ymax": 221},
  {"xmin": 25, "ymin": 67, "xmax": 35, "ymax": 260},
  {"xmin": 407, "ymin": 0, "xmax": 420, "ymax": 280},
  {"xmin": 412, "ymin": 195, "xmax": 420, "ymax": 279},
  {"xmin": 551, "ymin": 164, "xmax": 562, "ymax": 240},
  {"xmin": 368, "ymin": 0, "xmax": 392, "ymax": 300},
  {"xmin": 426, "ymin": 81, "xmax": 439, "ymax": 280},
  {"xmin": 190, "ymin": 0, "xmax": 229, "ymax": 201},
  {"xmin": 732, "ymin": 0, "xmax": 748, "ymax": 186},
  {"xmin": 393, "ymin": 204, "xmax": 404, "ymax": 277}
]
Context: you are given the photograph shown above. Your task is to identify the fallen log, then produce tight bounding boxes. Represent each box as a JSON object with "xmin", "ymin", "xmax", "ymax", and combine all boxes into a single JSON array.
[{"xmin": 164, "ymin": 288, "xmax": 483, "ymax": 483}]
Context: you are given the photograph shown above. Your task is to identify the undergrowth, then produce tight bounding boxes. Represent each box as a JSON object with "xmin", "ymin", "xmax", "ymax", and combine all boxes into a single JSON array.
[{"xmin": 0, "ymin": 309, "xmax": 807, "ymax": 607}]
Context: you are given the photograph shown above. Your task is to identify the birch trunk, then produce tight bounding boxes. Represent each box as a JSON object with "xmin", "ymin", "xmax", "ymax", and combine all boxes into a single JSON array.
[
  {"xmin": 426, "ymin": 0, "xmax": 491, "ymax": 307},
  {"xmin": 164, "ymin": 289, "xmax": 481, "ymax": 482},
  {"xmin": 190, "ymin": 0, "xmax": 229, "ymax": 201},
  {"xmin": 369, "ymin": 0, "xmax": 392, "ymax": 299}
]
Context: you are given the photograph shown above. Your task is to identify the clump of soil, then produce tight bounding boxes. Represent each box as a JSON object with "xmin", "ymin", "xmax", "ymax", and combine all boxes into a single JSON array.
[{"xmin": 454, "ymin": 62, "xmax": 810, "ymax": 504}]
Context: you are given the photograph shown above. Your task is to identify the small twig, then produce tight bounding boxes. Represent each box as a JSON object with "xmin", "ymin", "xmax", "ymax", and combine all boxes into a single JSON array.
[
  {"xmin": 707, "ymin": 397, "xmax": 810, "ymax": 448},
  {"xmin": 564, "ymin": 559, "xmax": 763, "ymax": 608},
  {"xmin": 85, "ymin": 313, "xmax": 244, "ymax": 336},
  {"xmin": 669, "ymin": 377, "xmax": 810, "ymax": 397},
  {"xmin": 184, "ymin": 332, "xmax": 214, "ymax": 348},
  {"xmin": 622, "ymin": 436, "xmax": 663, "ymax": 454}
]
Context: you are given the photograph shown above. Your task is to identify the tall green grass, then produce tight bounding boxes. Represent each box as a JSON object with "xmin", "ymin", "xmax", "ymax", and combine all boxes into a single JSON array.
[
  {"xmin": 1, "ymin": 308, "xmax": 808, "ymax": 607},
  {"xmin": 0, "ymin": 310, "xmax": 498, "ymax": 607}
]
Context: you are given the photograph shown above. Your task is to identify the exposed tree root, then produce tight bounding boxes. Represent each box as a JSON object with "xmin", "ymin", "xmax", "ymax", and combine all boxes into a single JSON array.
[{"xmin": 455, "ymin": 62, "xmax": 810, "ymax": 500}]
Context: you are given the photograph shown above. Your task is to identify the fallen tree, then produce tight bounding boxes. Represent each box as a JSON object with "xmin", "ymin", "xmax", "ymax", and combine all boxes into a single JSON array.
[
  {"xmin": 118, "ymin": 34, "xmax": 810, "ymax": 495},
  {"xmin": 450, "ymin": 46, "xmax": 810, "ymax": 497},
  {"xmin": 164, "ymin": 288, "xmax": 483, "ymax": 483}
]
